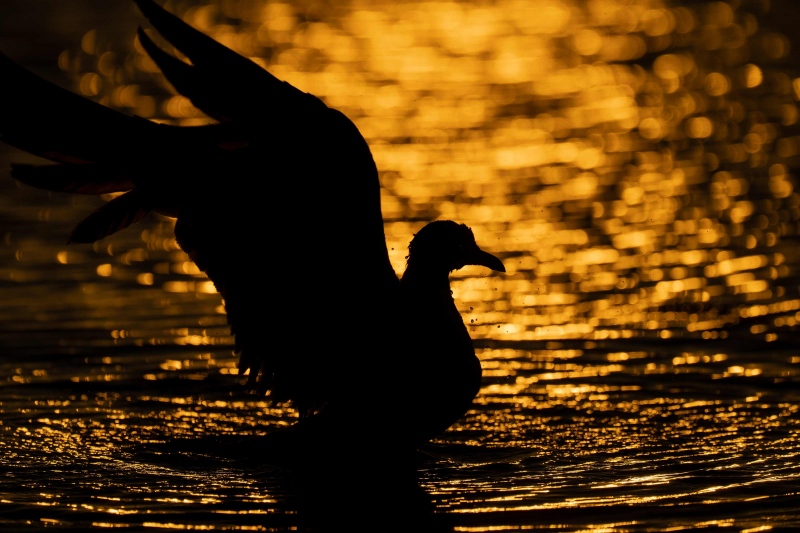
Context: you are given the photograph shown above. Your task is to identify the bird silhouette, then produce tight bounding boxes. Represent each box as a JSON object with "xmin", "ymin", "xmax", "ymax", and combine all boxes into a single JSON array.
[{"xmin": 0, "ymin": 0, "xmax": 506, "ymax": 451}]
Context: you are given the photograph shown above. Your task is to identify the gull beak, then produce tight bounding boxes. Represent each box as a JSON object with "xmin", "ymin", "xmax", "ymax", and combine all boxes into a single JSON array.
[{"xmin": 468, "ymin": 248, "xmax": 506, "ymax": 273}]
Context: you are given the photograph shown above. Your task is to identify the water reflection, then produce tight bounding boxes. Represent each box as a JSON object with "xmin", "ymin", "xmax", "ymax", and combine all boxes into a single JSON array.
[
  {"xmin": 6, "ymin": 0, "xmax": 799, "ymax": 347},
  {"xmin": 1, "ymin": 0, "xmax": 800, "ymax": 531}
]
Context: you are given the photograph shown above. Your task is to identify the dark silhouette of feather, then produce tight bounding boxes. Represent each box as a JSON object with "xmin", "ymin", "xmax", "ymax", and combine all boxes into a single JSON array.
[
  {"xmin": 136, "ymin": 28, "xmax": 231, "ymax": 122},
  {"xmin": 11, "ymin": 163, "xmax": 135, "ymax": 194},
  {"xmin": 69, "ymin": 190, "xmax": 150, "ymax": 243},
  {"xmin": 134, "ymin": 0, "xmax": 316, "ymax": 123},
  {"xmin": 0, "ymin": 51, "xmax": 153, "ymax": 165}
]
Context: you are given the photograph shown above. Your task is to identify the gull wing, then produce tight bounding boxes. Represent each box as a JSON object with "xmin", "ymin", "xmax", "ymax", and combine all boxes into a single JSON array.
[
  {"xmin": 1, "ymin": 1, "xmax": 400, "ymax": 414},
  {"xmin": 0, "ymin": 51, "xmax": 153, "ymax": 166},
  {"xmin": 134, "ymin": 0, "xmax": 317, "ymax": 123},
  {"xmin": 11, "ymin": 163, "xmax": 135, "ymax": 195},
  {"xmin": 69, "ymin": 190, "xmax": 151, "ymax": 243},
  {"xmin": 131, "ymin": 1, "xmax": 399, "ymax": 411}
]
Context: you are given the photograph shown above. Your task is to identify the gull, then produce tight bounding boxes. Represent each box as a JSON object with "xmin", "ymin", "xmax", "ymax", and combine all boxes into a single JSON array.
[{"xmin": 0, "ymin": 0, "xmax": 506, "ymax": 451}]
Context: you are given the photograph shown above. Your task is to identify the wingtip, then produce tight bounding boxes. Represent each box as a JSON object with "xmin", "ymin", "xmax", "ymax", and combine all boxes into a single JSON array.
[
  {"xmin": 10, "ymin": 163, "xmax": 35, "ymax": 183},
  {"xmin": 68, "ymin": 223, "xmax": 99, "ymax": 244},
  {"xmin": 9, "ymin": 162, "xmax": 30, "ymax": 172},
  {"xmin": 132, "ymin": 0, "xmax": 151, "ymax": 18},
  {"xmin": 133, "ymin": 0, "xmax": 151, "ymax": 13},
  {"xmin": 134, "ymin": 0, "xmax": 173, "ymax": 29},
  {"xmin": 66, "ymin": 233, "xmax": 88, "ymax": 245},
  {"xmin": 135, "ymin": 26, "xmax": 152, "ymax": 49}
]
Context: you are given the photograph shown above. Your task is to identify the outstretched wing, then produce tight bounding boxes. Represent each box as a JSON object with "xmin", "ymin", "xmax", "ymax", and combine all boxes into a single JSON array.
[
  {"xmin": 0, "ymin": 48, "xmax": 159, "ymax": 238},
  {"xmin": 132, "ymin": 1, "xmax": 398, "ymax": 412},
  {"xmin": 0, "ymin": 51, "xmax": 150, "ymax": 166},
  {"xmin": 1, "ymin": 0, "xmax": 399, "ymax": 414},
  {"xmin": 134, "ymin": 0, "xmax": 314, "ymax": 123}
]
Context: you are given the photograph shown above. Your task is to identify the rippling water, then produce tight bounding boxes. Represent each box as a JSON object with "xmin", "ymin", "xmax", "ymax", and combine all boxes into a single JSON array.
[{"xmin": 1, "ymin": 0, "xmax": 800, "ymax": 531}]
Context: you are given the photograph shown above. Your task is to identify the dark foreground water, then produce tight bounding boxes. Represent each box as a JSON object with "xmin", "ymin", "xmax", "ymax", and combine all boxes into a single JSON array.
[{"xmin": 2, "ymin": 0, "xmax": 800, "ymax": 531}]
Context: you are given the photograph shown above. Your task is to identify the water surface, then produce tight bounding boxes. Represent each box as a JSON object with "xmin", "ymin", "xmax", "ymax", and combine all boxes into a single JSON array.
[{"xmin": 1, "ymin": 0, "xmax": 799, "ymax": 531}]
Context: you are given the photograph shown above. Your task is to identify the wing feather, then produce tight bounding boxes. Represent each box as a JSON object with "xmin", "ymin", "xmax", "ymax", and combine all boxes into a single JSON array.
[
  {"xmin": 0, "ymin": 51, "xmax": 153, "ymax": 164},
  {"xmin": 136, "ymin": 28, "xmax": 232, "ymax": 122},
  {"xmin": 11, "ymin": 163, "xmax": 135, "ymax": 194},
  {"xmin": 134, "ymin": 0, "xmax": 320, "ymax": 123},
  {"xmin": 69, "ymin": 190, "xmax": 150, "ymax": 243},
  {"xmin": 2, "ymin": 1, "xmax": 402, "ymax": 415}
]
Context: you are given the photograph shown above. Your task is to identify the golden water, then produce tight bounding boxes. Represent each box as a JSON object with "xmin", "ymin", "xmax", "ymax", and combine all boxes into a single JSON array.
[{"xmin": 1, "ymin": 0, "xmax": 799, "ymax": 531}]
